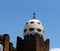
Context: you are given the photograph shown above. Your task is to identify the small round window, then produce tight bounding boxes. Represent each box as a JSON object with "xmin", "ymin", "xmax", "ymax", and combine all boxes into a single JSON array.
[
  {"xmin": 43, "ymin": 30, "xmax": 44, "ymax": 33},
  {"xmin": 30, "ymin": 21, "xmax": 34, "ymax": 24},
  {"xmin": 26, "ymin": 22, "xmax": 28, "ymax": 25},
  {"xmin": 24, "ymin": 29, "xmax": 27, "ymax": 32},
  {"xmin": 37, "ymin": 22, "xmax": 40, "ymax": 24},
  {"xmin": 37, "ymin": 28, "xmax": 41, "ymax": 32},
  {"xmin": 29, "ymin": 28, "xmax": 34, "ymax": 31}
]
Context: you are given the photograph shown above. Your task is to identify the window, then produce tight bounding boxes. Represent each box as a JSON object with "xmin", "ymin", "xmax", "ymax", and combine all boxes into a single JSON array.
[
  {"xmin": 37, "ymin": 28, "xmax": 41, "ymax": 32},
  {"xmin": 26, "ymin": 22, "xmax": 28, "ymax": 25},
  {"xmin": 37, "ymin": 22, "xmax": 40, "ymax": 24},
  {"xmin": 30, "ymin": 21, "xmax": 34, "ymax": 24},
  {"xmin": 29, "ymin": 28, "xmax": 34, "ymax": 31},
  {"xmin": 24, "ymin": 29, "xmax": 27, "ymax": 32}
]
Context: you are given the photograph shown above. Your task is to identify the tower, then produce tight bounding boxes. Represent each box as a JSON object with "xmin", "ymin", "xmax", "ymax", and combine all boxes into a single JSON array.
[
  {"xmin": 16, "ymin": 13, "xmax": 50, "ymax": 51},
  {"xmin": 0, "ymin": 13, "xmax": 50, "ymax": 51},
  {"xmin": 0, "ymin": 34, "xmax": 15, "ymax": 51},
  {"xmin": 3, "ymin": 34, "xmax": 10, "ymax": 51}
]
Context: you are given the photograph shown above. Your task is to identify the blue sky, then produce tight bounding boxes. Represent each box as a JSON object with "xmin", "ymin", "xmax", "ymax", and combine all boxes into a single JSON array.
[{"xmin": 0, "ymin": 0, "xmax": 60, "ymax": 49}]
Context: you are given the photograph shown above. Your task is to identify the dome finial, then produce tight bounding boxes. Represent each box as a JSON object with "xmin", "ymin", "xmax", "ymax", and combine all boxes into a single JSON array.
[{"xmin": 33, "ymin": 12, "xmax": 36, "ymax": 19}]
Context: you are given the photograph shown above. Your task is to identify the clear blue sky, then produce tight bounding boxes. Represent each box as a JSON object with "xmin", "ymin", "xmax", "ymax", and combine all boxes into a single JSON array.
[{"xmin": 0, "ymin": 0, "xmax": 60, "ymax": 48}]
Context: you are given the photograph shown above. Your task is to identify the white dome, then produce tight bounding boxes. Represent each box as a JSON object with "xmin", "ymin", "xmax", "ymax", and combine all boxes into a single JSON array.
[{"xmin": 24, "ymin": 14, "xmax": 44, "ymax": 36}]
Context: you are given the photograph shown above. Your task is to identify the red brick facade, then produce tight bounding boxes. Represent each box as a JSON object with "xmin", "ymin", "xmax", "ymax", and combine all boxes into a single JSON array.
[{"xmin": 0, "ymin": 34, "xmax": 50, "ymax": 51}]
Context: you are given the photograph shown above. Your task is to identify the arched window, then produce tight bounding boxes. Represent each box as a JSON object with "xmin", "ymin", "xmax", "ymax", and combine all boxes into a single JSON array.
[{"xmin": 0, "ymin": 44, "xmax": 3, "ymax": 51}]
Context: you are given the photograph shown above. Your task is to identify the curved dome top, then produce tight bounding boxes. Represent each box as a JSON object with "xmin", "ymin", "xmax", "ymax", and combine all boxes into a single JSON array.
[{"xmin": 24, "ymin": 13, "xmax": 44, "ymax": 36}]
